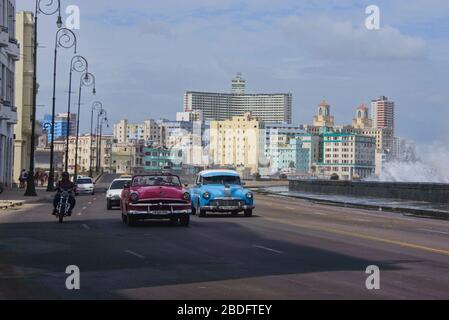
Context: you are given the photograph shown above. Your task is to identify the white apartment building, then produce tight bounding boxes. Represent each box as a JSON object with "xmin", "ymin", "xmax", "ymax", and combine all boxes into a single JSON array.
[
  {"xmin": 67, "ymin": 134, "xmax": 113, "ymax": 174},
  {"xmin": 0, "ymin": 0, "xmax": 19, "ymax": 186},
  {"xmin": 113, "ymin": 119, "xmax": 164, "ymax": 145},
  {"xmin": 209, "ymin": 113, "xmax": 265, "ymax": 174},
  {"xmin": 184, "ymin": 74, "xmax": 292, "ymax": 123}
]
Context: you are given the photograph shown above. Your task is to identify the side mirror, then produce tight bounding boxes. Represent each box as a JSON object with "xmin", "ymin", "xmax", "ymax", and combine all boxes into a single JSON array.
[
  {"xmin": 124, "ymin": 182, "xmax": 131, "ymax": 189},
  {"xmin": 242, "ymin": 182, "xmax": 246, "ymax": 186}
]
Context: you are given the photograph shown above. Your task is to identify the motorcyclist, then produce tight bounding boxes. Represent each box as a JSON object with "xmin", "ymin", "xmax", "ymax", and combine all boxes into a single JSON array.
[{"xmin": 53, "ymin": 172, "xmax": 76, "ymax": 215}]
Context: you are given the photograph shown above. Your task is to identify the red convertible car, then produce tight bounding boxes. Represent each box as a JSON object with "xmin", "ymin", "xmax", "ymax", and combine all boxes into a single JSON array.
[{"xmin": 120, "ymin": 174, "xmax": 191, "ymax": 226}]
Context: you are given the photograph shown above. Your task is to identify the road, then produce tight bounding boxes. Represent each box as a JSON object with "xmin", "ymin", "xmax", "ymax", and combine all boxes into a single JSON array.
[{"xmin": 1, "ymin": 184, "xmax": 449, "ymax": 299}]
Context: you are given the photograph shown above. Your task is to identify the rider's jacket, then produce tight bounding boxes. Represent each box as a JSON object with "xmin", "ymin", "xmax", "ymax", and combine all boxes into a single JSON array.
[{"xmin": 57, "ymin": 180, "xmax": 75, "ymax": 192}]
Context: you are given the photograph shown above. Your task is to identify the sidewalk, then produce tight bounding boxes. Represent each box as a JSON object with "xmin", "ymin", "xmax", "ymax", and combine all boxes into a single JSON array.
[{"xmin": 0, "ymin": 187, "xmax": 53, "ymax": 210}]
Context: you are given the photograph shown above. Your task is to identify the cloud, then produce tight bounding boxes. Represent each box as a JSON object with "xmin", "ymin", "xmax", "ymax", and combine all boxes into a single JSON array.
[
  {"xmin": 139, "ymin": 21, "xmax": 176, "ymax": 39},
  {"xmin": 278, "ymin": 15, "xmax": 427, "ymax": 61}
]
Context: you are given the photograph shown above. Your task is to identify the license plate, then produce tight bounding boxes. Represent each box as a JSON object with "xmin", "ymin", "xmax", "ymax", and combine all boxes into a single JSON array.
[
  {"xmin": 221, "ymin": 206, "xmax": 238, "ymax": 210},
  {"xmin": 152, "ymin": 210, "xmax": 168, "ymax": 215}
]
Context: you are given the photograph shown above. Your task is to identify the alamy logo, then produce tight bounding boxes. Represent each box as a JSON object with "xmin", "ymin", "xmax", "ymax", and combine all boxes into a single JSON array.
[
  {"xmin": 65, "ymin": 5, "xmax": 81, "ymax": 30},
  {"xmin": 365, "ymin": 265, "xmax": 380, "ymax": 290},
  {"xmin": 365, "ymin": 5, "xmax": 380, "ymax": 30},
  {"xmin": 65, "ymin": 265, "xmax": 80, "ymax": 290}
]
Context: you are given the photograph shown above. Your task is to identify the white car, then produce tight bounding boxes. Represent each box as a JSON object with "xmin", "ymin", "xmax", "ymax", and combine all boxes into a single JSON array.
[
  {"xmin": 76, "ymin": 177, "xmax": 95, "ymax": 195},
  {"xmin": 106, "ymin": 178, "xmax": 132, "ymax": 210}
]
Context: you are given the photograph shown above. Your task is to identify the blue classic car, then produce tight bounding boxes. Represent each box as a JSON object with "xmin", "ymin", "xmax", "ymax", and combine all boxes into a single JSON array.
[{"xmin": 190, "ymin": 169, "xmax": 255, "ymax": 217}]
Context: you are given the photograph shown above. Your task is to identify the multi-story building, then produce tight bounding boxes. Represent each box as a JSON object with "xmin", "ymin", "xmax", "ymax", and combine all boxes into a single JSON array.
[
  {"xmin": 313, "ymin": 100, "xmax": 335, "ymax": 127},
  {"xmin": 67, "ymin": 134, "xmax": 113, "ymax": 174},
  {"xmin": 110, "ymin": 141, "xmax": 145, "ymax": 175},
  {"xmin": 265, "ymin": 135, "xmax": 310, "ymax": 174},
  {"xmin": 317, "ymin": 131, "xmax": 376, "ymax": 180},
  {"xmin": 13, "ymin": 11, "xmax": 34, "ymax": 184},
  {"xmin": 371, "ymin": 96, "xmax": 395, "ymax": 135},
  {"xmin": 113, "ymin": 119, "xmax": 164, "ymax": 145},
  {"xmin": 0, "ymin": 0, "xmax": 19, "ymax": 186},
  {"xmin": 209, "ymin": 113, "xmax": 265, "ymax": 174},
  {"xmin": 43, "ymin": 113, "xmax": 77, "ymax": 142},
  {"xmin": 143, "ymin": 143, "xmax": 182, "ymax": 172},
  {"xmin": 184, "ymin": 73, "xmax": 292, "ymax": 123}
]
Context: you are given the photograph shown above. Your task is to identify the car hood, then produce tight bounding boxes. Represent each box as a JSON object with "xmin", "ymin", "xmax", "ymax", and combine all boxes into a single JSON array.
[
  {"xmin": 201, "ymin": 184, "xmax": 249, "ymax": 198},
  {"xmin": 131, "ymin": 186, "xmax": 184, "ymax": 199}
]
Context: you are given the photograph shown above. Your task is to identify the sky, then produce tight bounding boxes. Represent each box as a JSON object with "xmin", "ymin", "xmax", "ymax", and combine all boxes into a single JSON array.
[{"xmin": 16, "ymin": 0, "xmax": 449, "ymax": 144}]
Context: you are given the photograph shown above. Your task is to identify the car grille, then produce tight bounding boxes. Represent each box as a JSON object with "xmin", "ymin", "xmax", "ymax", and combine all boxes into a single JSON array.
[{"xmin": 211, "ymin": 199, "xmax": 242, "ymax": 207}]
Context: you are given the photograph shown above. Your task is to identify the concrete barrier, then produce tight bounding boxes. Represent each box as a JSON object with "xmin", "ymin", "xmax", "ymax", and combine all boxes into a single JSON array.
[{"xmin": 289, "ymin": 180, "xmax": 449, "ymax": 204}]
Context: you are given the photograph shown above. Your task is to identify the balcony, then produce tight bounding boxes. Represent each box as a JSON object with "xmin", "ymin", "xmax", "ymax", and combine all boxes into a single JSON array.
[
  {"xmin": 0, "ymin": 26, "xmax": 8, "ymax": 48},
  {"xmin": 0, "ymin": 99, "xmax": 17, "ymax": 123},
  {"xmin": 6, "ymin": 38, "xmax": 20, "ymax": 60}
]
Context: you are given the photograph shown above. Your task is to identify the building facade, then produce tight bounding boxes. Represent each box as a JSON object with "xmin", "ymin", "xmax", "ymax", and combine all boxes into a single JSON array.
[
  {"xmin": 0, "ymin": 0, "xmax": 19, "ymax": 186},
  {"xmin": 371, "ymin": 96, "xmax": 395, "ymax": 135},
  {"xmin": 184, "ymin": 74, "xmax": 292, "ymax": 123},
  {"xmin": 43, "ymin": 113, "xmax": 77, "ymax": 142},
  {"xmin": 13, "ymin": 11, "xmax": 34, "ymax": 185},
  {"xmin": 317, "ymin": 132, "xmax": 376, "ymax": 180},
  {"xmin": 113, "ymin": 119, "xmax": 164, "ymax": 145},
  {"xmin": 67, "ymin": 134, "xmax": 113, "ymax": 174},
  {"xmin": 209, "ymin": 113, "xmax": 265, "ymax": 174}
]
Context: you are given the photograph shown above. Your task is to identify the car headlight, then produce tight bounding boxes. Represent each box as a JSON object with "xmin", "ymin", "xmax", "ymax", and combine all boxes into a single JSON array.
[
  {"xmin": 130, "ymin": 192, "xmax": 139, "ymax": 203},
  {"xmin": 246, "ymin": 192, "xmax": 253, "ymax": 199},
  {"xmin": 203, "ymin": 192, "xmax": 211, "ymax": 199},
  {"xmin": 183, "ymin": 192, "xmax": 191, "ymax": 201}
]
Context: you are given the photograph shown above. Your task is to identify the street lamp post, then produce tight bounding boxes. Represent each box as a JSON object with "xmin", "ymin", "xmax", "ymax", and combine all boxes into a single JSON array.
[
  {"xmin": 95, "ymin": 108, "xmax": 105, "ymax": 172},
  {"xmin": 26, "ymin": 0, "xmax": 63, "ymax": 197},
  {"xmin": 89, "ymin": 101, "xmax": 102, "ymax": 177},
  {"xmin": 97, "ymin": 111, "xmax": 109, "ymax": 175},
  {"xmin": 47, "ymin": 27, "xmax": 77, "ymax": 192},
  {"xmin": 65, "ymin": 55, "xmax": 88, "ymax": 174},
  {"xmin": 74, "ymin": 72, "xmax": 96, "ymax": 182}
]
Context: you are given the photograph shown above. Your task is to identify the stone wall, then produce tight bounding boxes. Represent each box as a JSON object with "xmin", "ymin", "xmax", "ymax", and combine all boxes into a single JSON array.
[{"xmin": 289, "ymin": 180, "xmax": 449, "ymax": 204}]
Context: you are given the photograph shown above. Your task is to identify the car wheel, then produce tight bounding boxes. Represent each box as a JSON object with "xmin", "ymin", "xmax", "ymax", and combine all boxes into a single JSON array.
[
  {"xmin": 191, "ymin": 204, "xmax": 197, "ymax": 215},
  {"xmin": 170, "ymin": 217, "xmax": 178, "ymax": 225},
  {"xmin": 199, "ymin": 209, "xmax": 207, "ymax": 217},
  {"xmin": 121, "ymin": 213, "xmax": 126, "ymax": 224},
  {"xmin": 179, "ymin": 215, "xmax": 190, "ymax": 226},
  {"xmin": 244, "ymin": 209, "xmax": 253, "ymax": 217},
  {"xmin": 231, "ymin": 211, "xmax": 239, "ymax": 216},
  {"xmin": 107, "ymin": 200, "xmax": 112, "ymax": 210}
]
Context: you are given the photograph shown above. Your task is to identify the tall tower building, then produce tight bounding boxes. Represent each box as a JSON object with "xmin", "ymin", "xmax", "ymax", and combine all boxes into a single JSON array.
[
  {"xmin": 371, "ymin": 96, "xmax": 395, "ymax": 135},
  {"xmin": 352, "ymin": 104, "xmax": 372, "ymax": 129},
  {"xmin": 231, "ymin": 72, "xmax": 246, "ymax": 94},
  {"xmin": 313, "ymin": 100, "xmax": 334, "ymax": 127}
]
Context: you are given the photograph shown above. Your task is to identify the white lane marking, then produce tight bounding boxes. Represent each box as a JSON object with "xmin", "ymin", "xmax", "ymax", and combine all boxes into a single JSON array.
[
  {"xmin": 88, "ymin": 202, "xmax": 92, "ymax": 205},
  {"xmin": 253, "ymin": 245, "xmax": 284, "ymax": 254},
  {"xmin": 284, "ymin": 206, "xmax": 328, "ymax": 216},
  {"xmin": 311, "ymin": 211, "xmax": 328, "ymax": 216},
  {"xmin": 77, "ymin": 212, "xmax": 82, "ymax": 216},
  {"xmin": 82, "ymin": 224, "xmax": 90, "ymax": 230},
  {"xmin": 93, "ymin": 198, "xmax": 97, "ymax": 201},
  {"xmin": 124, "ymin": 250, "xmax": 145, "ymax": 259},
  {"xmin": 82, "ymin": 207, "xmax": 87, "ymax": 211},
  {"xmin": 420, "ymin": 229, "xmax": 449, "ymax": 236},
  {"xmin": 351, "ymin": 218, "xmax": 372, "ymax": 222}
]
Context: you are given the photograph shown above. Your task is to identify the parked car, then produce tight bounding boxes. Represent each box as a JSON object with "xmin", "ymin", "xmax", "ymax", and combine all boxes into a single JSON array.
[
  {"xmin": 120, "ymin": 174, "xmax": 191, "ymax": 226},
  {"xmin": 106, "ymin": 177, "xmax": 132, "ymax": 210},
  {"xmin": 190, "ymin": 169, "xmax": 255, "ymax": 217},
  {"xmin": 75, "ymin": 177, "xmax": 95, "ymax": 195}
]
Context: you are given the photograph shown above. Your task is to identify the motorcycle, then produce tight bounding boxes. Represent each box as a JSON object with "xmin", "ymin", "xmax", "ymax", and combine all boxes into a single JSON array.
[{"xmin": 56, "ymin": 190, "xmax": 72, "ymax": 223}]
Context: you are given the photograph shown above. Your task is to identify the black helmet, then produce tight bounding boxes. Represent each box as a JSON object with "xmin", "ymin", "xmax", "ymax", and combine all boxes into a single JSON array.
[{"xmin": 62, "ymin": 172, "xmax": 70, "ymax": 178}]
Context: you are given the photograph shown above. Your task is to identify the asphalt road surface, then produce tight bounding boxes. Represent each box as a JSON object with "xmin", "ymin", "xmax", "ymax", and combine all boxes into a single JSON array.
[{"xmin": 1, "ymin": 188, "xmax": 449, "ymax": 299}]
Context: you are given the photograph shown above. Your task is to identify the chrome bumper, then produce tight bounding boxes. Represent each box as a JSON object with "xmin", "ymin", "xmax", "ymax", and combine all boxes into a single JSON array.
[
  {"xmin": 201, "ymin": 205, "xmax": 255, "ymax": 212},
  {"xmin": 128, "ymin": 202, "xmax": 191, "ymax": 216}
]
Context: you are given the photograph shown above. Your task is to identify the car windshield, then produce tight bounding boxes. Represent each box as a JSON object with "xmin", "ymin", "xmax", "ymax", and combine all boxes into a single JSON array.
[
  {"xmin": 203, "ymin": 175, "xmax": 241, "ymax": 185},
  {"xmin": 110, "ymin": 180, "xmax": 130, "ymax": 190},
  {"xmin": 132, "ymin": 175, "xmax": 181, "ymax": 187},
  {"xmin": 77, "ymin": 179, "xmax": 92, "ymax": 184}
]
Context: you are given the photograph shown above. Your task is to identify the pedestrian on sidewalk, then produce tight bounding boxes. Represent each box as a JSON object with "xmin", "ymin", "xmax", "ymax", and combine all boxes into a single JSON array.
[{"xmin": 19, "ymin": 169, "xmax": 28, "ymax": 189}]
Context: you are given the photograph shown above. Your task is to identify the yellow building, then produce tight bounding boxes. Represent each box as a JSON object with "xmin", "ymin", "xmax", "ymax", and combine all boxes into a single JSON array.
[
  {"xmin": 13, "ymin": 11, "xmax": 35, "ymax": 183},
  {"xmin": 210, "ymin": 113, "xmax": 264, "ymax": 174},
  {"xmin": 313, "ymin": 100, "xmax": 335, "ymax": 127}
]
